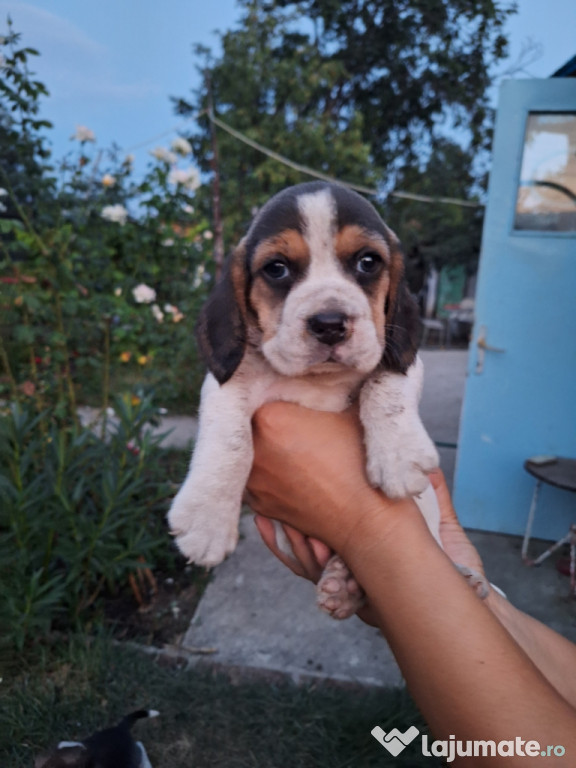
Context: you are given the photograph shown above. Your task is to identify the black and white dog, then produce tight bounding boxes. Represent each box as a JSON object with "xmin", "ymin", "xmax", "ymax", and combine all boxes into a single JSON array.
[
  {"xmin": 35, "ymin": 710, "xmax": 158, "ymax": 768},
  {"xmin": 168, "ymin": 181, "xmax": 488, "ymax": 617}
]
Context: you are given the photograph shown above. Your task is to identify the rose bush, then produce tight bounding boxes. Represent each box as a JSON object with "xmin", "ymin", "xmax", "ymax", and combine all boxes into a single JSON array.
[{"xmin": 0, "ymin": 23, "xmax": 212, "ymax": 417}]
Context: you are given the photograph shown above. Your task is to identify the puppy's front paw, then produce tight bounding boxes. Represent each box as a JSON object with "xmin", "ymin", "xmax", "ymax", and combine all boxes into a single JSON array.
[
  {"xmin": 168, "ymin": 487, "xmax": 240, "ymax": 568},
  {"xmin": 316, "ymin": 555, "xmax": 365, "ymax": 620},
  {"xmin": 366, "ymin": 422, "xmax": 439, "ymax": 498}
]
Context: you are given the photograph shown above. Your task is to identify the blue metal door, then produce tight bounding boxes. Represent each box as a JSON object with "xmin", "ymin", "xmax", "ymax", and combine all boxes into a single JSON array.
[{"xmin": 454, "ymin": 78, "xmax": 576, "ymax": 539}]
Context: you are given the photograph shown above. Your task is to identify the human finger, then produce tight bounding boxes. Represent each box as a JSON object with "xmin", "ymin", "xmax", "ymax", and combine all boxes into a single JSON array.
[
  {"xmin": 254, "ymin": 515, "xmax": 310, "ymax": 578},
  {"xmin": 429, "ymin": 469, "xmax": 459, "ymax": 524},
  {"xmin": 281, "ymin": 525, "xmax": 328, "ymax": 582}
]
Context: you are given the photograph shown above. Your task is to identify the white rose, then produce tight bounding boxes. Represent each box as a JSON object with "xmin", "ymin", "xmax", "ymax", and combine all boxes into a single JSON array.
[
  {"xmin": 71, "ymin": 125, "xmax": 96, "ymax": 143},
  {"xmin": 150, "ymin": 147, "xmax": 178, "ymax": 165},
  {"xmin": 192, "ymin": 263, "xmax": 206, "ymax": 289},
  {"xmin": 101, "ymin": 204, "xmax": 128, "ymax": 225},
  {"xmin": 171, "ymin": 137, "xmax": 192, "ymax": 156},
  {"xmin": 151, "ymin": 303, "xmax": 164, "ymax": 323},
  {"xmin": 132, "ymin": 284, "xmax": 157, "ymax": 304},
  {"xmin": 168, "ymin": 167, "xmax": 200, "ymax": 191}
]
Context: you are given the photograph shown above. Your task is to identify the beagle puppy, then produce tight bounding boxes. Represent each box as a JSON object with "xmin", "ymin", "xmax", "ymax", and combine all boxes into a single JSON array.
[{"xmin": 168, "ymin": 181, "xmax": 488, "ymax": 618}]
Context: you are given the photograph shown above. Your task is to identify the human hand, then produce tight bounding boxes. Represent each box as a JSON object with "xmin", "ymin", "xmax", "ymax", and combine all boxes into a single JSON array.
[
  {"xmin": 247, "ymin": 402, "xmax": 415, "ymax": 554},
  {"xmin": 252, "ymin": 467, "xmax": 484, "ymax": 626},
  {"xmin": 253, "ymin": 516, "xmax": 380, "ymax": 626},
  {"xmin": 253, "ymin": 516, "xmax": 332, "ymax": 582},
  {"xmin": 254, "ymin": 469, "xmax": 483, "ymax": 580},
  {"xmin": 249, "ymin": 403, "xmax": 484, "ymax": 573}
]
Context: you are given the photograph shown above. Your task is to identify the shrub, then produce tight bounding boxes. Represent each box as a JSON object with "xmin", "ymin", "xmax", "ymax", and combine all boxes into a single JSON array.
[
  {"xmin": 0, "ymin": 395, "xmax": 174, "ymax": 651},
  {"xmin": 0, "ymin": 22, "xmax": 211, "ymax": 414}
]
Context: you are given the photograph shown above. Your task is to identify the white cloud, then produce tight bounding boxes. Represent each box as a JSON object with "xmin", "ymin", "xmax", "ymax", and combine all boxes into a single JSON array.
[
  {"xmin": 0, "ymin": 2, "xmax": 158, "ymax": 101},
  {"xmin": 0, "ymin": 3, "xmax": 105, "ymax": 55}
]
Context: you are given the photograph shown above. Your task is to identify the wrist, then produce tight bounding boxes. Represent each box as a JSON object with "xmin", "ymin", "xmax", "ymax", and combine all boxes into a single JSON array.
[
  {"xmin": 337, "ymin": 494, "xmax": 429, "ymax": 569},
  {"xmin": 486, "ymin": 586, "xmax": 515, "ymax": 621}
]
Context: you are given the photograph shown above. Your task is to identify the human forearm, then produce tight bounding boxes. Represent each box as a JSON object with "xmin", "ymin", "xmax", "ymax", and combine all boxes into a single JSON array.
[
  {"xmin": 248, "ymin": 404, "xmax": 576, "ymax": 760},
  {"xmin": 341, "ymin": 504, "xmax": 576, "ymax": 763},
  {"xmin": 487, "ymin": 590, "xmax": 576, "ymax": 710}
]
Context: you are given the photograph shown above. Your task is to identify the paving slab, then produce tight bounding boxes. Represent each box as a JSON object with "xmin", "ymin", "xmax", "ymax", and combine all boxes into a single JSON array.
[
  {"xmin": 181, "ymin": 349, "xmax": 576, "ymax": 683},
  {"xmin": 78, "ymin": 406, "xmax": 198, "ymax": 450},
  {"xmin": 184, "ymin": 513, "xmax": 403, "ymax": 687}
]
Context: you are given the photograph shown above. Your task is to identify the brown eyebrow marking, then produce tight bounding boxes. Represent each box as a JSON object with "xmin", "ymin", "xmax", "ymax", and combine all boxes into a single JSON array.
[
  {"xmin": 334, "ymin": 224, "xmax": 390, "ymax": 264},
  {"xmin": 250, "ymin": 230, "xmax": 310, "ymax": 273}
]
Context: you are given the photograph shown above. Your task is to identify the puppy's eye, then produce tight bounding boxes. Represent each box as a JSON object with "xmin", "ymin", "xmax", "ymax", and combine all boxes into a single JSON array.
[
  {"xmin": 355, "ymin": 252, "xmax": 382, "ymax": 275},
  {"xmin": 262, "ymin": 259, "xmax": 291, "ymax": 281}
]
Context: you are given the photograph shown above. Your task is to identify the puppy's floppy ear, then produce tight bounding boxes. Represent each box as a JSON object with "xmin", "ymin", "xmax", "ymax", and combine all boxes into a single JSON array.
[
  {"xmin": 195, "ymin": 245, "xmax": 248, "ymax": 384},
  {"xmin": 380, "ymin": 241, "xmax": 421, "ymax": 374}
]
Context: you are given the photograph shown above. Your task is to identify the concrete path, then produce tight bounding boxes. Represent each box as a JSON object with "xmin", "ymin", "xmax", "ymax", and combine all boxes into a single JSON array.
[
  {"xmin": 77, "ymin": 407, "xmax": 198, "ymax": 450},
  {"xmin": 175, "ymin": 350, "xmax": 576, "ymax": 683}
]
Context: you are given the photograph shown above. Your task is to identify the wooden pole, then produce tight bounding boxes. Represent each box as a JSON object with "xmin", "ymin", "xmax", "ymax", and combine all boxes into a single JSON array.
[{"xmin": 206, "ymin": 75, "xmax": 225, "ymax": 281}]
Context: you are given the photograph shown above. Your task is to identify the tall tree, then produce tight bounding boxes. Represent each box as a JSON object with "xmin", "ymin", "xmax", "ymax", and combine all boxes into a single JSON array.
[
  {"xmin": 385, "ymin": 138, "xmax": 485, "ymax": 291},
  {"xmin": 174, "ymin": 0, "xmax": 377, "ymax": 247},
  {"xmin": 278, "ymin": 0, "xmax": 515, "ymax": 170}
]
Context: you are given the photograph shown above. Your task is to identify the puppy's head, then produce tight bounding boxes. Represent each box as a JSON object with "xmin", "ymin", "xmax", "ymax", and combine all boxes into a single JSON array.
[{"xmin": 197, "ymin": 182, "xmax": 419, "ymax": 382}]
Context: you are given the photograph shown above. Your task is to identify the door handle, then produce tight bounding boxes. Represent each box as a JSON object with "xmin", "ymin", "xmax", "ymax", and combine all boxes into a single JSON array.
[{"xmin": 476, "ymin": 326, "xmax": 506, "ymax": 373}]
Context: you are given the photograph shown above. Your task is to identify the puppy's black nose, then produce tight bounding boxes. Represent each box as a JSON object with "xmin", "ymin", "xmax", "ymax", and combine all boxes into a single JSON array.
[{"xmin": 306, "ymin": 312, "xmax": 348, "ymax": 346}]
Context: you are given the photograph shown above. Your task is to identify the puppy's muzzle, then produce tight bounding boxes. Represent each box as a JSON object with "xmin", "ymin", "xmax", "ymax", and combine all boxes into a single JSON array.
[{"xmin": 306, "ymin": 312, "xmax": 349, "ymax": 346}]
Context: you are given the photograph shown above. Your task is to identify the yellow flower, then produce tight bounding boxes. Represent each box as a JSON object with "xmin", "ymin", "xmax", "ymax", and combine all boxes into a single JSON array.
[
  {"xmin": 14, "ymin": 296, "xmax": 23, "ymax": 306},
  {"xmin": 137, "ymin": 355, "xmax": 148, "ymax": 366},
  {"xmin": 131, "ymin": 395, "xmax": 141, "ymax": 406},
  {"xmin": 119, "ymin": 351, "xmax": 131, "ymax": 363},
  {"xmin": 102, "ymin": 174, "xmax": 116, "ymax": 188}
]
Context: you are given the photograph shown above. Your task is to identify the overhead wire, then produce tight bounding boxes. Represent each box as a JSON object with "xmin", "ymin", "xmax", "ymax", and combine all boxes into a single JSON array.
[
  {"xmin": 120, "ymin": 109, "xmax": 484, "ymax": 209},
  {"xmin": 207, "ymin": 110, "xmax": 485, "ymax": 209}
]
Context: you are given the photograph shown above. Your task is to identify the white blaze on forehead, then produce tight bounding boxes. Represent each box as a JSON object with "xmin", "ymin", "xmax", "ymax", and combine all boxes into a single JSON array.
[{"xmin": 297, "ymin": 188, "xmax": 339, "ymax": 275}]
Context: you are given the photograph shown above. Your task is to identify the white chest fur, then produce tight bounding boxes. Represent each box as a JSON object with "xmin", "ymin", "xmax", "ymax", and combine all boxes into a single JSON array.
[{"xmin": 261, "ymin": 368, "xmax": 364, "ymax": 413}]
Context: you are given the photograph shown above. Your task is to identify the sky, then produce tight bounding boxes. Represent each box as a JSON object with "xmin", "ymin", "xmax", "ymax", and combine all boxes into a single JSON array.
[{"xmin": 1, "ymin": 0, "xmax": 575, "ymax": 178}]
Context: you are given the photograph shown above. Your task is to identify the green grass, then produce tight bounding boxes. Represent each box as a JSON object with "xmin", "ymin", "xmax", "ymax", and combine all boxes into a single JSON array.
[{"xmin": 0, "ymin": 634, "xmax": 439, "ymax": 767}]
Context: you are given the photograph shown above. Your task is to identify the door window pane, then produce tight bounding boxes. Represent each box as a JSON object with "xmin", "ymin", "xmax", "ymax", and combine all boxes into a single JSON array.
[{"xmin": 514, "ymin": 113, "xmax": 576, "ymax": 232}]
